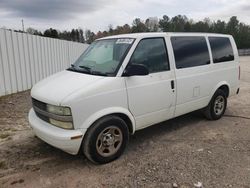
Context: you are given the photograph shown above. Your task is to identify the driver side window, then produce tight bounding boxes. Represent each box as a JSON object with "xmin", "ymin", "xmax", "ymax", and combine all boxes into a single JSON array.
[{"xmin": 130, "ymin": 38, "xmax": 170, "ymax": 73}]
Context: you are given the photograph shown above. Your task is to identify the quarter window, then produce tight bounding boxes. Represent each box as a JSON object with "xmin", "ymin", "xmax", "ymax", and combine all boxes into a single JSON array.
[
  {"xmin": 129, "ymin": 38, "xmax": 169, "ymax": 73},
  {"xmin": 209, "ymin": 37, "xmax": 234, "ymax": 63},
  {"xmin": 171, "ymin": 36, "xmax": 210, "ymax": 69}
]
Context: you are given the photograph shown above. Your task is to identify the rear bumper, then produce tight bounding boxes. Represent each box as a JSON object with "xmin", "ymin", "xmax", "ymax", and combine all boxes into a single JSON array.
[{"xmin": 29, "ymin": 109, "xmax": 86, "ymax": 155}]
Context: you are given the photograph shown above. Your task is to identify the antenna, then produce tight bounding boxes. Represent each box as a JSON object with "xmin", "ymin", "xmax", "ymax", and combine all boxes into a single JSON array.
[{"xmin": 21, "ymin": 19, "xmax": 24, "ymax": 32}]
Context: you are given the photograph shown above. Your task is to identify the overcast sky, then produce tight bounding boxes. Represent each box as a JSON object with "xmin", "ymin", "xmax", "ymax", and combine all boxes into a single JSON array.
[{"xmin": 0, "ymin": 0, "xmax": 250, "ymax": 32}]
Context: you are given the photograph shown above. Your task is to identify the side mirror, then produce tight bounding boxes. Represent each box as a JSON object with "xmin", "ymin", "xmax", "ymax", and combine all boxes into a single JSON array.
[{"xmin": 123, "ymin": 64, "xmax": 149, "ymax": 76}]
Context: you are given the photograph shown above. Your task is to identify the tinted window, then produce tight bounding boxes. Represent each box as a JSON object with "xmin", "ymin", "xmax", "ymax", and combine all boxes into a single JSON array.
[
  {"xmin": 209, "ymin": 37, "xmax": 234, "ymax": 63},
  {"xmin": 130, "ymin": 38, "xmax": 169, "ymax": 73},
  {"xmin": 171, "ymin": 36, "xmax": 210, "ymax": 69}
]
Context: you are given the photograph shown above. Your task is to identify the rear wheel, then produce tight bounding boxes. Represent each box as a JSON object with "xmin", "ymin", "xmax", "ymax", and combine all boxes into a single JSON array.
[
  {"xmin": 204, "ymin": 89, "xmax": 227, "ymax": 120},
  {"xmin": 82, "ymin": 116, "xmax": 129, "ymax": 164}
]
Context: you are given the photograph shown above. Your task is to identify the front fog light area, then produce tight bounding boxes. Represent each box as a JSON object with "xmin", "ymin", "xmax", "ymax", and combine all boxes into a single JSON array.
[{"xmin": 49, "ymin": 118, "xmax": 73, "ymax": 129}]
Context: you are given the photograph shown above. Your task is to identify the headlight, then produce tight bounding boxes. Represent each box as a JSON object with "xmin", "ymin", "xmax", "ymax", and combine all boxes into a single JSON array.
[
  {"xmin": 45, "ymin": 104, "xmax": 73, "ymax": 129},
  {"xmin": 49, "ymin": 118, "xmax": 73, "ymax": 130},
  {"xmin": 46, "ymin": 104, "xmax": 71, "ymax": 116}
]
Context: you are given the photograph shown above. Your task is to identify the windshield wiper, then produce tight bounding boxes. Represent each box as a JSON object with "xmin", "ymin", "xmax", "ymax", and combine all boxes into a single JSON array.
[
  {"xmin": 68, "ymin": 64, "xmax": 90, "ymax": 74},
  {"xmin": 69, "ymin": 64, "xmax": 110, "ymax": 76},
  {"xmin": 79, "ymin": 65, "xmax": 91, "ymax": 72},
  {"xmin": 79, "ymin": 65, "xmax": 110, "ymax": 76}
]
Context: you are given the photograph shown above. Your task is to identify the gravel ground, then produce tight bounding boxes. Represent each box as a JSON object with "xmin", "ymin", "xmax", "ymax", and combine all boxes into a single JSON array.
[{"xmin": 0, "ymin": 56, "xmax": 250, "ymax": 188}]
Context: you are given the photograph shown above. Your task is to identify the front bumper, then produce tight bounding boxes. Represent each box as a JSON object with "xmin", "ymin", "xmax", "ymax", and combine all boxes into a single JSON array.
[{"xmin": 29, "ymin": 109, "xmax": 86, "ymax": 155}]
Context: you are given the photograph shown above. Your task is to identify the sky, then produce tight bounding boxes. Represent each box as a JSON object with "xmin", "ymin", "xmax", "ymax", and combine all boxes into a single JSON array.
[{"xmin": 0, "ymin": 0, "xmax": 250, "ymax": 32}]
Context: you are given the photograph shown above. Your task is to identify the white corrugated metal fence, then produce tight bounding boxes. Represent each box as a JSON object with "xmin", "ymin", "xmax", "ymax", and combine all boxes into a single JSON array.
[
  {"xmin": 0, "ymin": 28, "xmax": 88, "ymax": 97},
  {"xmin": 238, "ymin": 49, "xmax": 250, "ymax": 56}
]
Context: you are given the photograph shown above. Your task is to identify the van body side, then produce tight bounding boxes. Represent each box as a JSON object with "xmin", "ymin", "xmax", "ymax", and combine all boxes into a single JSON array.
[{"xmin": 29, "ymin": 32, "xmax": 239, "ymax": 163}]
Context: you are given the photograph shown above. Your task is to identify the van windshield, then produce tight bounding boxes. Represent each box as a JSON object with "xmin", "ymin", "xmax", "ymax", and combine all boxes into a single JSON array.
[{"xmin": 69, "ymin": 38, "xmax": 134, "ymax": 76}]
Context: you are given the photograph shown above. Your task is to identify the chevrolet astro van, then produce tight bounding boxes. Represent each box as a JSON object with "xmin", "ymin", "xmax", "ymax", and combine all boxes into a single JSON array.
[{"xmin": 29, "ymin": 32, "xmax": 240, "ymax": 164}]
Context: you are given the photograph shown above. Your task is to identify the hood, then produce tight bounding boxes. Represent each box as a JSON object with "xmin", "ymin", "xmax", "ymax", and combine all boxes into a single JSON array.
[{"xmin": 31, "ymin": 70, "xmax": 104, "ymax": 105}]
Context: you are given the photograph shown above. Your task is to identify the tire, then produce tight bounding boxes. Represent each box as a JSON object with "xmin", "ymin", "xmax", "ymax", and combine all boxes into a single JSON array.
[
  {"xmin": 204, "ymin": 89, "xmax": 227, "ymax": 120},
  {"xmin": 82, "ymin": 115, "xmax": 129, "ymax": 164}
]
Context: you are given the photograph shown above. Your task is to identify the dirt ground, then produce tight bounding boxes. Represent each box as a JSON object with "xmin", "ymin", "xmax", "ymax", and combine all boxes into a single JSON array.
[{"xmin": 0, "ymin": 57, "xmax": 250, "ymax": 188}]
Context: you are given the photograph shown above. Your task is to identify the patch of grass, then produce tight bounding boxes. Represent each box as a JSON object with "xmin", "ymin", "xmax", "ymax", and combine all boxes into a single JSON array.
[
  {"xmin": 0, "ymin": 133, "xmax": 10, "ymax": 139},
  {"xmin": 0, "ymin": 161, "xmax": 7, "ymax": 169},
  {"xmin": 10, "ymin": 128, "xmax": 18, "ymax": 132}
]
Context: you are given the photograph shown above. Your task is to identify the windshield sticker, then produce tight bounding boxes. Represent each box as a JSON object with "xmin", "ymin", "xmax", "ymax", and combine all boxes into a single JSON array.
[{"xmin": 116, "ymin": 39, "xmax": 134, "ymax": 44}]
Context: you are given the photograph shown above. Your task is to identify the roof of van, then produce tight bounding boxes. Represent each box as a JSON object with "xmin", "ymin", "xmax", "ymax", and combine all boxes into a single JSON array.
[{"xmin": 98, "ymin": 32, "xmax": 232, "ymax": 40}]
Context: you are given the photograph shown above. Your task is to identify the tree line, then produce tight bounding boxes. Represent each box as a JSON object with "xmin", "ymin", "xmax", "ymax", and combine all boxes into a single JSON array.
[{"xmin": 9, "ymin": 15, "xmax": 250, "ymax": 49}]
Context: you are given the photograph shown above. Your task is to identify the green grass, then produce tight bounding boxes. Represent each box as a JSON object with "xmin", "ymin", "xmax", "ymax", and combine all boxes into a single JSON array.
[
  {"xmin": 0, "ymin": 161, "xmax": 7, "ymax": 169},
  {"xmin": 0, "ymin": 133, "xmax": 10, "ymax": 139}
]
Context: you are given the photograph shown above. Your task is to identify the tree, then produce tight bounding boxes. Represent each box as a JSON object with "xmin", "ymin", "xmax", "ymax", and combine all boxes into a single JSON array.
[
  {"xmin": 26, "ymin": 27, "xmax": 42, "ymax": 36},
  {"xmin": 237, "ymin": 23, "xmax": 250, "ymax": 49},
  {"xmin": 95, "ymin": 31, "xmax": 104, "ymax": 39},
  {"xmin": 132, "ymin": 18, "xmax": 148, "ymax": 33},
  {"xmin": 85, "ymin": 29, "xmax": 95, "ymax": 44},
  {"xmin": 170, "ymin": 15, "xmax": 188, "ymax": 32},
  {"xmin": 184, "ymin": 21, "xmax": 192, "ymax": 32},
  {"xmin": 51, "ymin": 29, "xmax": 59, "ymax": 38},
  {"xmin": 5, "ymin": 14, "xmax": 250, "ymax": 48},
  {"xmin": 226, "ymin": 16, "xmax": 240, "ymax": 46},
  {"xmin": 75, "ymin": 29, "xmax": 79, "ymax": 42},
  {"xmin": 159, "ymin": 15, "xmax": 170, "ymax": 31},
  {"xmin": 59, "ymin": 30, "xmax": 71, "ymax": 41},
  {"xmin": 108, "ymin": 24, "xmax": 114, "ymax": 35},
  {"xmin": 44, "ymin": 28, "xmax": 58, "ymax": 38},
  {"xmin": 70, "ymin": 29, "xmax": 76, "ymax": 41},
  {"xmin": 227, "ymin": 16, "xmax": 239, "ymax": 36},
  {"xmin": 79, "ymin": 29, "xmax": 85, "ymax": 43},
  {"xmin": 211, "ymin": 20, "xmax": 226, "ymax": 33}
]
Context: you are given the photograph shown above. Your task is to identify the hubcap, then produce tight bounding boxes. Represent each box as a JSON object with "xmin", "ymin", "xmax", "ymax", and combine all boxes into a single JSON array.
[
  {"xmin": 214, "ymin": 96, "xmax": 225, "ymax": 115},
  {"xmin": 96, "ymin": 126, "xmax": 123, "ymax": 157}
]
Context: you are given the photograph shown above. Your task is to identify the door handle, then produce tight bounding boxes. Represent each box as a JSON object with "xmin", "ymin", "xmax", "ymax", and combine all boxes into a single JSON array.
[{"xmin": 171, "ymin": 80, "xmax": 175, "ymax": 90}]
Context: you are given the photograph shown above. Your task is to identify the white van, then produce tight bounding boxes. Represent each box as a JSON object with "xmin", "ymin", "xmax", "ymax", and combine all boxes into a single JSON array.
[{"xmin": 29, "ymin": 32, "xmax": 240, "ymax": 164}]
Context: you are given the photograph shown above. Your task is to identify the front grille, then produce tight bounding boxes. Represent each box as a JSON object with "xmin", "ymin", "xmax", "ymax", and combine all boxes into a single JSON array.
[
  {"xmin": 32, "ymin": 98, "xmax": 46, "ymax": 111},
  {"xmin": 32, "ymin": 98, "xmax": 50, "ymax": 123}
]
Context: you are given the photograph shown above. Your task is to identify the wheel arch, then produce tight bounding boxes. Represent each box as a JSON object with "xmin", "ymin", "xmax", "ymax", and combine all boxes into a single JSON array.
[
  {"xmin": 209, "ymin": 81, "xmax": 230, "ymax": 102},
  {"xmin": 81, "ymin": 107, "xmax": 136, "ymax": 134}
]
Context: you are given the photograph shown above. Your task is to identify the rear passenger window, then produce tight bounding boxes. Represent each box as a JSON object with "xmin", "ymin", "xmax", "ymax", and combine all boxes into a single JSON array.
[
  {"xmin": 209, "ymin": 37, "xmax": 234, "ymax": 63},
  {"xmin": 130, "ymin": 38, "xmax": 169, "ymax": 73},
  {"xmin": 171, "ymin": 36, "xmax": 210, "ymax": 69}
]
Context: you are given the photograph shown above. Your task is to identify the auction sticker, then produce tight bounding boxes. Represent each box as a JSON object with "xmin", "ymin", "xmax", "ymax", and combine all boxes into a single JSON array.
[{"xmin": 116, "ymin": 38, "xmax": 134, "ymax": 44}]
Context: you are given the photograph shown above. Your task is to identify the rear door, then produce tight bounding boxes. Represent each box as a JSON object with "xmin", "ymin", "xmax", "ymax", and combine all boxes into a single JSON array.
[
  {"xmin": 124, "ymin": 37, "xmax": 176, "ymax": 130},
  {"xmin": 170, "ymin": 36, "xmax": 212, "ymax": 117},
  {"xmin": 208, "ymin": 36, "xmax": 239, "ymax": 96}
]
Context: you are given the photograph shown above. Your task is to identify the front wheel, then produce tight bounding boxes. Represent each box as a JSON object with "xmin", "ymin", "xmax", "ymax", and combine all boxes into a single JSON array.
[
  {"xmin": 82, "ymin": 116, "xmax": 129, "ymax": 164},
  {"xmin": 204, "ymin": 89, "xmax": 227, "ymax": 120}
]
